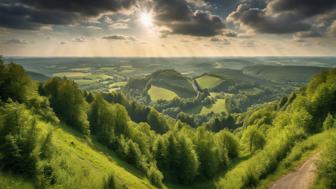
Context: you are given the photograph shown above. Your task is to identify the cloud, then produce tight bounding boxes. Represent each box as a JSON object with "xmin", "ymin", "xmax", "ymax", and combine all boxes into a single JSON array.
[
  {"xmin": 294, "ymin": 31, "xmax": 322, "ymax": 38},
  {"xmin": 0, "ymin": 3, "xmax": 79, "ymax": 30},
  {"xmin": 102, "ymin": 34, "xmax": 136, "ymax": 41},
  {"xmin": 17, "ymin": 0, "xmax": 136, "ymax": 16},
  {"xmin": 227, "ymin": 4, "xmax": 310, "ymax": 34},
  {"xmin": 210, "ymin": 37, "xmax": 230, "ymax": 45},
  {"xmin": 0, "ymin": 0, "xmax": 136, "ymax": 30},
  {"xmin": 227, "ymin": 0, "xmax": 336, "ymax": 34},
  {"xmin": 108, "ymin": 18, "xmax": 130, "ymax": 29},
  {"xmin": 154, "ymin": 0, "xmax": 225, "ymax": 36},
  {"xmin": 87, "ymin": 26, "xmax": 102, "ymax": 30},
  {"xmin": 240, "ymin": 40, "xmax": 255, "ymax": 47},
  {"xmin": 327, "ymin": 21, "xmax": 336, "ymax": 37},
  {"xmin": 72, "ymin": 37, "xmax": 88, "ymax": 42},
  {"xmin": 223, "ymin": 30, "xmax": 237, "ymax": 37},
  {"xmin": 5, "ymin": 39, "xmax": 28, "ymax": 44}
]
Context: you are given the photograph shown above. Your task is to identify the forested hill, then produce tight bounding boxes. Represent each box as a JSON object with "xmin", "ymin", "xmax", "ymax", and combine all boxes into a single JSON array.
[
  {"xmin": 1, "ymin": 58, "xmax": 336, "ymax": 189},
  {"xmin": 242, "ymin": 65, "xmax": 328, "ymax": 83}
]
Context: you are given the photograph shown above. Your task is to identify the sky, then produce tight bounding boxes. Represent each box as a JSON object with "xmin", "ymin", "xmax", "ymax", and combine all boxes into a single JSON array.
[{"xmin": 0, "ymin": 0, "xmax": 336, "ymax": 57}]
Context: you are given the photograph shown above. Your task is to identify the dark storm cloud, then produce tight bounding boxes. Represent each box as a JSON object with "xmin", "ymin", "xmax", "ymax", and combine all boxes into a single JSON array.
[
  {"xmin": 19, "ymin": 0, "xmax": 136, "ymax": 16},
  {"xmin": 268, "ymin": 0, "xmax": 336, "ymax": 17},
  {"xmin": 228, "ymin": 0, "xmax": 336, "ymax": 34},
  {"xmin": 227, "ymin": 4, "xmax": 310, "ymax": 33},
  {"xmin": 0, "ymin": 0, "xmax": 135, "ymax": 30},
  {"xmin": 155, "ymin": 0, "xmax": 191, "ymax": 22},
  {"xmin": 0, "ymin": 3, "xmax": 79, "ymax": 30},
  {"xmin": 170, "ymin": 10, "xmax": 225, "ymax": 36},
  {"xmin": 154, "ymin": 0, "xmax": 225, "ymax": 36}
]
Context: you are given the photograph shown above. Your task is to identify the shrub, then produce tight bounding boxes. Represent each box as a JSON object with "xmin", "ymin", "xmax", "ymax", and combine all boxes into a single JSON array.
[
  {"xmin": 103, "ymin": 174, "xmax": 117, "ymax": 189},
  {"xmin": 146, "ymin": 165, "xmax": 164, "ymax": 188}
]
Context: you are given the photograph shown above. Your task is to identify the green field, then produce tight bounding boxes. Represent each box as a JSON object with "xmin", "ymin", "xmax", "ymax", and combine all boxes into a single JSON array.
[
  {"xmin": 53, "ymin": 72, "xmax": 91, "ymax": 78},
  {"xmin": 109, "ymin": 82, "xmax": 127, "ymax": 88},
  {"xmin": 196, "ymin": 75, "xmax": 223, "ymax": 90},
  {"xmin": 200, "ymin": 98, "xmax": 227, "ymax": 115},
  {"xmin": 148, "ymin": 85, "xmax": 179, "ymax": 101}
]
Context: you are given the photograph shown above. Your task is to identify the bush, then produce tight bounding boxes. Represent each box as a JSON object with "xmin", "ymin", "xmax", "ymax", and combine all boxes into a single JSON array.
[
  {"xmin": 217, "ymin": 130, "xmax": 240, "ymax": 158},
  {"xmin": 103, "ymin": 174, "xmax": 117, "ymax": 189},
  {"xmin": 0, "ymin": 103, "xmax": 38, "ymax": 176},
  {"xmin": 241, "ymin": 167, "xmax": 258, "ymax": 188},
  {"xmin": 44, "ymin": 77, "xmax": 89, "ymax": 135},
  {"xmin": 315, "ymin": 133, "xmax": 336, "ymax": 188},
  {"xmin": 146, "ymin": 165, "xmax": 164, "ymax": 188}
]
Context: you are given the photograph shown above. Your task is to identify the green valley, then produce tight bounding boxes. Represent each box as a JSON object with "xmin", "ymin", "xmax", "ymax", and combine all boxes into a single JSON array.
[{"xmin": 1, "ymin": 57, "xmax": 336, "ymax": 189}]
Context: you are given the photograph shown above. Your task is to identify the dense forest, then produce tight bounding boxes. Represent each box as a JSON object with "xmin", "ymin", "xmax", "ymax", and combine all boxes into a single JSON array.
[{"xmin": 1, "ymin": 58, "xmax": 336, "ymax": 189}]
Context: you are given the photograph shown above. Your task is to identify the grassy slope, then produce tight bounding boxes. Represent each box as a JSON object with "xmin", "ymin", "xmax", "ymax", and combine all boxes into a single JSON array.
[
  {"xmin": 195, "ymin": 75, "xmax": 222, "ymax": 90},
  {"xmin": 215, "ymin": 130, "xmax": 335, "ymax": 189},
  {"xmin": 200, "ymin": 98, "xmax": 227, "ymax": 115},
  {"xmin": 0, "ymin": 173, "xmax": 34, "ymax": 189},
  {"xmin": 148, "ymin": 85, "xmax": 179, "ymax": 101},
  {"xmin": 0, "ymin": 121, "xmax": 156, "ymax": 189},
  {"xmin": 150, "ymin": 70, "xmax": 196, "ymax": 98}
]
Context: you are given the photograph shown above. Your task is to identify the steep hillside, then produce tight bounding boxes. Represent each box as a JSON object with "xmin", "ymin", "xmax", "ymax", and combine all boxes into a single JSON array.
[{"xmin": 0, "ymin": 121, "xmax": 156, "ymax": 189}]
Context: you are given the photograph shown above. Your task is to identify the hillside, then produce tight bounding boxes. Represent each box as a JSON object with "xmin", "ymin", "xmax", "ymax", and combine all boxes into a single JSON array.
[
  {"xmin": 1, "ymin": 59, "xmax": 336, "ymax": 189},
  {"xmin": 194, "ymin": 74, "xmax": 223, "ymax": 90},
  {"xmin": 27, "ymin": 71, "xmax": 49, "ymax": 81},
  {"xmin": 242, "ymin": 65, "xmax": 329, "ymax": 83},
  {"xmin": 1, "ymin": 121, "xmax": 155, "ymax": 189},
  {"xmin": 125, "ymin": 69, "xmax": 197, "ymax": 100}
]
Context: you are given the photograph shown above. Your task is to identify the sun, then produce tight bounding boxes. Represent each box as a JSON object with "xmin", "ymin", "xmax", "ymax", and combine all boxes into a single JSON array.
[{"xmin": 140, "ymin": 12, "xmax": 153, "ymax": 27}]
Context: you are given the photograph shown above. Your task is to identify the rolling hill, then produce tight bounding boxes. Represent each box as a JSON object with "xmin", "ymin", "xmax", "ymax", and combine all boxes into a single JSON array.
[
  {"xmin": 125, "ymin": 69, "xmax": 197, "ymax": 100},
  {"xmin": 242, "ymin": 65, "xmax": 329, "ymax": 83},
  {"xmin": 27, "ymin": 71, "xmax": 49, "ymax": 81}
]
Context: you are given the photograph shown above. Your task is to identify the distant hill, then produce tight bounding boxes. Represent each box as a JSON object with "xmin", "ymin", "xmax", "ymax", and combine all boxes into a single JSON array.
[
  {"xmin": 27, "ymin": 71, "xmax": 49, "ymax": 81},
  {"xmin": 242, "ymin": 65, "xmax": 329, "ymax": 83},
  {"xmin": 125, "ymin": 69, "xmax": 197, "ymax": 99}
]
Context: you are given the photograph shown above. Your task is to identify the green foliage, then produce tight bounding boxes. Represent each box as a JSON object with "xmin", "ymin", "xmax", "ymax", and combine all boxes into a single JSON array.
[
  {"xmin": 194, "ymin": 129, "xmax": 224, "ymax": 178},
  {"xmin": 0, "ymin": 102, "xmax": 38, "ymax": 176},
  {"xmin": 36, "ymin": 163, "xmax": 57, "ymax": 188},
  {"xmin": 176, "ymin": 135, "xmax": 199, "ymax": 183},
  {"xmin": 0, "ymin": 62, "xmax": 34, "ymax": 103},
  {"xmin": 147, "ymin": 109, "xmax": 169, "ymax": 134},
  {"xmin": 323, "ymin": 113, "xmax": 335, "ymax": 130},
  {"xmin": 315, "ymin": 132, "xmax": 336, "ymax": 188},
  {"xmin": 89, "ymin": 95, "xmax": 132, "ymax": 145},
  {"xmin": 242, "ymin": 126, "xmax": 266, "ymax": 153},
  {"xmin": 147, "ymin": 164, "xmax": 164, "ymax": 188},
  {"xmin": 103, "ymin": 175, "xmax": 117, "ymax": 189},
  {"xmin": 217, "ymin": 130, "xmax": 240, "ymax": 158},
  {"xmin": 40, "ymin": 131, "xmax": 53, "ymax": 160},
  {"xmin": 206, "ymin": 114, "xmax": 236, "ymax": 132},
  {"xmin": 44, "ymin": 77, "xmax": 89, "ymax": 135},
  {"xmin": 26, "ymin": 97, "xmax": 60, "ymax": 125},
  {"xmin": 241, "ymin": 167, "xmax": 258, "ymax": 188}
]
